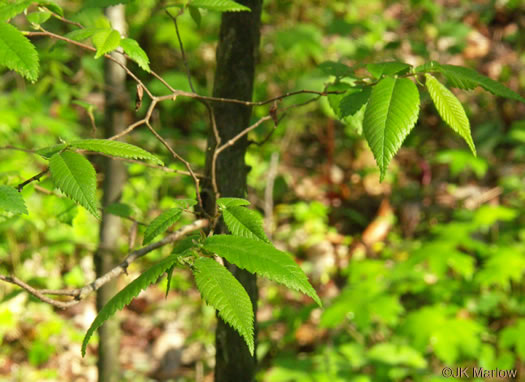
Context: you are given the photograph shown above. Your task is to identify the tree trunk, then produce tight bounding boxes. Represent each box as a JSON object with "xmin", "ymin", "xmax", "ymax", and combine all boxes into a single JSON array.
[
  {"xmin": 94, "ymin": 5, "xmax": 127, "ymax": 382},
  {"xmin": 201, "ymin": 1, "xmax": 263, "ymax": 381}
]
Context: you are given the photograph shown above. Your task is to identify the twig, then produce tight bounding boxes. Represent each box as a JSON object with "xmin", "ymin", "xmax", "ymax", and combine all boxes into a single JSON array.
[
  {"xmin": 145, "ymin": 121, "xmax": 204, "ymax": 208},
  {"xmin": 0, "ymin": 146, "xmax": 36, "ymax": 153},
  {"xmin": 26, "ymin": 29, "xmax": 154, "ymax": 99},
  {"xmin": 166, "ymin": 9, "xmax": 195, "ymax": 93},
  {"xmin": 16, "ymin": 168, "xmax": 49, "ymax": 191},
  {"xmin": 93, "ymin": 154, "xmax": 205, "ymax": 178},
  {"xmin": 109, "ymin": 99, "xmax": 158, "ymax": 140},
  {"xmin": 0, "ymin": 219, "xmax": 209, "ymax": 309},
  {"xmin": 165, "ymin": 8, "xmax": 220, "ymax": 193}
]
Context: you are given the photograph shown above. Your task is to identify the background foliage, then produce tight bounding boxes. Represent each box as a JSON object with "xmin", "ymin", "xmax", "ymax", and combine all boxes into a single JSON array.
[{"xmin": 1, "ymin": 0, "xmax": 525, "ymax": 381}]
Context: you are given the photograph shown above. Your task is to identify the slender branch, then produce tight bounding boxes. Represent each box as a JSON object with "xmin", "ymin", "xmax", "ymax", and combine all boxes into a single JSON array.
[
  {"xmin": 0, "ymin": 146, "xmax": 36, "ymax": 153},
  {"xmin": 166, "ymin": 9, "xmax": 196, "ymax": 93},
  {"xmin": 215, "ymin": 115, "xmax": 273, "ymax": 157},
  {"xmin": 109, "ymin": 99, "xmax": 158, "ymax": 140},
  {"xmin": 155, "ymin": 89, "xmax": 344, "ymax": 108},
  {"xmin": 26, "ymin": 29, "xmax": 154, "ymax": 99},
  {"xmin": 48, "ymin": 10, "xmax": 83, "ymax": 28},
  {"xmin": 94, "ymin": 154, "xmax": 205, "ymax": 178},
  {"xmin": 165, "ymin": 8, "xmax": 220, "ymax": 190},
  {"xmin": 0, "ymin": 219, "xmax": 209, "ymax": 309},
  {"xmin": 16, "ymin": 168, "xmax": 49, "ymax": 191},
  {"xmin": 144, "ymin": 121, "xmax": 204, "ymax": 209}
]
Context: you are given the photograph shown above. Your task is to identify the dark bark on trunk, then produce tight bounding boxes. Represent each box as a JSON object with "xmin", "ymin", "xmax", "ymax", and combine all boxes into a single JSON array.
[
  {"xmin": 94, "ymin": 5, "xmax": 127, "ymax": 382},
  {"xmin": 201, "ymin": 1, "xmax": 263, "ymax": 381}
]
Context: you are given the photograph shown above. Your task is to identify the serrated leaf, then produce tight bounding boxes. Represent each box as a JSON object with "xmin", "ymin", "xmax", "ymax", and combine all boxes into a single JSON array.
[
  {"xmin": 217, "ymin": 197, "xmax": 250, "ymax": 208},
  {"xmin": 339, "ymin": 87, "xmax": 371, "ymax": 118},
  {"xmin": 49, "ymin": 151, "xmax": 99, "ymax": 219},
  {"xmin": 190, "ymin": 0, "xmax": 250, "ymax": 12},
  {"xmin": 0, "ymin": 186, "xmax": 27, "ymax": 215},
  {"xmin": 120, "ymin": 38, "xmax": 150, "ymax": 72},
  {"xmin": 172, "ymin": 234, "xmax": 199, "ymax": 254},
  {"xmin": 0, "ymin": 0, "xmax": 32, "ymax": 21},
  {"xmin": 65, "ymin": 27, "xmax": 104, "ymax": 42},
  {"xmin": 26, "ymin": 11, "xmax": 51, "ymax": 25},
  {"xmin": 425, "ymin": 74, "xmax": 476, "ymax": 156},
  {"xmin": 223, "ymin": 206, "xmax": 269, "ymax": 243},
  {"xmin": 105, "ymin": 202, "xmax": 133, "ymax": 218},
  {"xmin": 318, "ymin": 61, "xmax": 354, "ymax": 78},
  {"xmin": 414, "ymin": 60, "xmax": 440, "ymax": 73},
  {"xmin": 0, "ymin": 22, "xmax": 39, "ymax": 82},
  {"xmin": 363, "ymin": 77, "xmax": 420, "ymax": 181},
  {"xmin": 36, "ymin": 143, "xmax": 67, "ymax": 158},
  {"xmin": 165, "ymin": 265, "xmax": 176, "ymax": 298},
  {"xmin": 203, "ymin": 235, "xmax": 322, "ymax": 307},
  {"xmin": 92, "ymin": 29, "xmax": 121, "ymax": 59},
  {"xmin": 193, "ymin": 257, "xmax": 254, "ymax": 354},
  {"xmin": 82, "ymin": 254, "xmax": 180, "ymax": 356},
  {"xmin": 70, "ymin": 139, "xmax": 163, "ymax": 165},
  {"xmin": 188, "ymin": 5, "xmax": 201, "ymax": 27},
  {"xmin": 143, "ymin": 208, "xmax": 182, "ymax": 244},
  {"xmin": 83, "ymin": 0, "xmax": 132, "ymax": 8},
  {"xmin": 367, "ymin": 61, "xmax": 411, "ymax": 79},
  {"xmin": 439, "ymin": 64, "xmax": 525, "ymax": 103}
]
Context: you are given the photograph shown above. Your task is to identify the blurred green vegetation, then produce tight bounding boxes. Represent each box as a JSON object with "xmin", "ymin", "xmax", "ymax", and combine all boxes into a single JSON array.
[{"xmin": 1, "ymin": 0, "xmax": 525, "ymax": 381}]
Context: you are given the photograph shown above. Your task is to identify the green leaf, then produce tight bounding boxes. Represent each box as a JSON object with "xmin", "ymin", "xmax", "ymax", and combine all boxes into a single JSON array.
[
  {"xmin": 56, "ymin": 199, "xmax": 77, "ymax": 225},
  {"xmin": 36, "ymin": 143, "xmax": 67, "ymax": 158},
  {"xmin": 37, "ymin": 0, "xmax": 63, "ymax": 16},
  {"xmin": 425, "ymin": 74, "xmax": 476, "ymax": 156},
  {"xmin": 65, "ymin": 27, "xmax": 104, "ymax": 42},
  {"xmin": 193, "ymin": 257, "xmax": 254, "ymax": 355},
  {"xmin": 0, "ymin": 186, "xmax": 27, "ymax": 215},
  {"xmin": 363, "ymin": 77, "xmax": 420, "ymax": 181},
  {"xmin": 190, "ymin": 0, "xmax": 251, "ymax": 12},
  {"xmin": 439, "ymin": 64, "xmax": 525, "ymax": 103},
  {"xmin": 366, "ymin": 61, "xmax": 411, "ymax": 79},
  {"xmin": 26, "ymin": 11, "xmax": 51, "ymax": 26},
  {"xmin": 0, "ymin": 0, "xmax": 32, "ymax": 21},
  {"xmin": 327, "ymin": 82, "xmax": 353, "ymax": 119},
  {"xmin": 49, "ymin": 151, "xmax": 99, "ymax": 219},
  {"xmin": 165, "ymin": 265, "xmax": 176, "ymax": 298},
  {"xmin": 143, "ymin": 208, "xmax": 182, "ymax": 244},
  {"xmin": 83, "ymin": 0, "xmax": 132, "ymax": 8},
  {"xmin": 0, "ymin": 22, "xmax": 39, "ymax": 82},
  {"xmin": 318, "ymin": 61, "xmax": 354, "ymax": 78},
  {"xmin": 172, "ymin": 234, "xmax": 199, "ymax": 254},
  {"xmin": 203, "ymin": 235, "xmax": 321, "ymax": 307},
  {"xmin": 217, "ymin": 197, "xmax": 250, "ymax": 208},
  {"xmin": 223, "ymin": 206, "xmax": 269, "ymax": 243},
  {"xmin": 120, "ymin": 38, "xmax": 150, "ymax": 73},
  {"xmin": 82, "ymin": 254, "xmax": 180, "ymax": 356},
  {"xmin": 92, "ymin": 29, "xmax": 121, "ymax": 59},
  {"xmin": 105, "ymin": 202, "xmax": 133, "ymax": 218},
  {"xmin": 188, "ymin": 5, "xmax": 201, "ymax": 27},
  {"xmin": 172, "ymin": 199, "xmax": 198, "ymax": 208},
  {"xmin": 339, "ymin": 87, "xmax": 371, "ymax": 118},
  {"xmin": 69, "ymin": 139, "xmax": 163, "ymax": 165}
]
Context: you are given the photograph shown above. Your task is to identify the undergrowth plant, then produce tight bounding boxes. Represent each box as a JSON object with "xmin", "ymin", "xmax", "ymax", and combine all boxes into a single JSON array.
[{"xmin": 1, "ymin": 0, "xmax": 524, "ymax": 366}]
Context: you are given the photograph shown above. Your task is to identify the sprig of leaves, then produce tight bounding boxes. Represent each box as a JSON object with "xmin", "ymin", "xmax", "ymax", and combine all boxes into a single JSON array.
[{"xmin": 82, "ymin": 255, "xmax": 180, "ymax": 356}]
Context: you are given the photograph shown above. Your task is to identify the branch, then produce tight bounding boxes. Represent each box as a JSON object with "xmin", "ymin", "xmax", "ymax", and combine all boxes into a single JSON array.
[
  {"xmin": 144, "ymin": 121, "xmax": 204, "ymax": 209},
  {"xmin": 0, "ymin": 146, "xmax": 36, "ymax": 153},
  {"xmin": 16, "ymin": 168, "xmax": 49, "ymax": 191},
  {"xmin": 26, "ymin": 29, "xmax": 154, "ymax": 99},
  {"xmin": 0, "ymin": 219, "xmax": 208, "ymax": 309}
]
